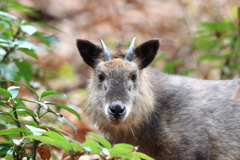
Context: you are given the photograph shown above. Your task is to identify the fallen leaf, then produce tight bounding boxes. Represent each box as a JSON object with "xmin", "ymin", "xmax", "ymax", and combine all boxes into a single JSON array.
[{"xmin": 37, "ymin": 145, "xmax": 51, "ymax": 160}]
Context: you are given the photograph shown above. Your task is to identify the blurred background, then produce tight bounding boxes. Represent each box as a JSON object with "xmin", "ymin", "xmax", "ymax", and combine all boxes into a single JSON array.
[
  {"xmin": 0, "ymin": 0, "xmax": 240, "ymax": 159},
  {"xmin": 12, "ymin": 0, "xmax": 239, "ymax": 87}
]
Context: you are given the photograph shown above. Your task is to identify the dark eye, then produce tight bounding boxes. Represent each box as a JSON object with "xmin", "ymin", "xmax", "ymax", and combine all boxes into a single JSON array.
[
  {"xmin": 98, "ymin": 75, "xmax": 105, "ymax": 82},
  {"xmin": 131, "ymin": 75, "xmax": 137, "ymax": 81}
]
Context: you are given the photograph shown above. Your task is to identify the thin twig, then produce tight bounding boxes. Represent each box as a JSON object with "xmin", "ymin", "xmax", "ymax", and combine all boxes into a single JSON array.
[
  {"xmin": 10, "ymin": 99, "xmax": 23, "ymax": 137},
  {"xmin": 32, "ymin": 140, "xmax": 39, "ymax": 160}
]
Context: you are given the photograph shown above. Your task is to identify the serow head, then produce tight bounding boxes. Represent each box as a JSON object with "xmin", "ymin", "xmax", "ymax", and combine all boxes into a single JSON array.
[{"xmin": 76, "ymin": 38, "xmax": 160, "ymax": 125}]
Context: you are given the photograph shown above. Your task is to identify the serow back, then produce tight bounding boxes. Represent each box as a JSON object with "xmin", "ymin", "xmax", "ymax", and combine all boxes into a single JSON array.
[{"xmin": 76, "ymin": 38, "xmax": 240, "ymax": 160}]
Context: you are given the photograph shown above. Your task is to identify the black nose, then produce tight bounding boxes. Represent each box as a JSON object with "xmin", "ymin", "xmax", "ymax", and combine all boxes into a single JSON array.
[{"xmin": 108, "ymin": 102, "xmax": 126, "ymax": 120}]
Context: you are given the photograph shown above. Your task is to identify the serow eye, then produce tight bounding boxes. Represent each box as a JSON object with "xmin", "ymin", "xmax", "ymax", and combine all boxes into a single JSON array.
[
  {"xmin": 131, "ymin": 75, "xmax": 137, "ymax": 81},
  {"xmin": 98, "ymin": 75, "xmax": 105, "ymax": 82}
]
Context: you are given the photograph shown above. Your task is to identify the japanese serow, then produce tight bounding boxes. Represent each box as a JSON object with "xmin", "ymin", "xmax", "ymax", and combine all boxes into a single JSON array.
[{"xmin": 76, "ymin": 38, "xmax": 240, "ymax": 160}]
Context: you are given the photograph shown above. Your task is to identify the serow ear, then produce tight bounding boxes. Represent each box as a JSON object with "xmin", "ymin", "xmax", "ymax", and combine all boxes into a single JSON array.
[
  {"xmin": 134, "ymin": 39, "xmax": 160, "ymax": 69},
  {"xmin": 76, "ymin": 39, "xmax": 102, "ymax": 68}
]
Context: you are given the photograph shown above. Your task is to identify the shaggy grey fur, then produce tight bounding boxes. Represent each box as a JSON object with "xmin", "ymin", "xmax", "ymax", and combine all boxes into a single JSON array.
[{"xmin": 76, "ymin": 38, "xmax": 240, "ymax": 160}]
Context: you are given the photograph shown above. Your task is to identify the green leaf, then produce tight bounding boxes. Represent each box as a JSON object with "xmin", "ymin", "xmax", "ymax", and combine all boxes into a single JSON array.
[
  {"xmin": 17, "ymin": 119, "xmax": 37, "ymax": 127},
  {"xmin": 0, "ymin": 11, "xmax": 17, "ymax": 20},
  {"xmin": 232, "ymin": 6, "xmax": 238, "ymax": 20},
  {"xmin": 40, "ymin": 125, "xmax": 74, "ymax": 139},
  {"xmin": 1, "ymin": 80, "xmax": 39, "ymax": 98},
  {"xmin": 41, "ymin": 34, "xmax": 60, "ymax": 43},
  {"xmin": 14, "ymin": 98, "xmax": 27, "ymax": 107},
  {"xmin": 10, "ymin": 109, "xmax": 35, "ymax": 118},
  {"xmin": 11, "ymin": 2, "xmax": 40, "ymax": 18},
  {"xmin": 229, "ymin": 61, "xmax": 240, "ymax": 69},
  {"xmin": 222, "ymin": 66, "xmax": 230, "ymax": 74},
  {"xmin": 83, "ymin": 146, "xmax": 91, "ymax": 153},
  {"xmin": 0, "ymin": 48, "xmax": 6, "ymax": 55},
  {"xmin": 14, "ymin": 59, "xmax": 33, "ymax": 83},
  {"xmin": 198, "ymin": 54, "xmax": 223, "ymax": 61},
  {"xmin": 12, "ymin": 138, "xmax": 24, "ymax": 145},
  {"xmin": 70, "ymin": 142, "xmax": 83, "ymax": 152},
  {"xmin": 26, "ymin": 125, "xmax": 47, "ymax": 136},
  {"xmin": 102, "ymin": 148, "xmax": 110, "ymax": 158},
  {"xmin": 45, "ymin": 102, "xmax": 81, "ymax": 120},
  {"xmin": 13, "ymin": 106, "xmax": 37, "ymax": 118},
  {"xmin": 133, "ymin": 156, "xmax": 141, "ymax": 160},
  {"xmin": 24, "ymin": 21, "xmax": 62, "ymax": 32},
  {"xmin": 20, "ymin": 25, "xmax": 37, "ymax": 35},
  {"xmin": 17, "ymin": 41, "xmax": 36, "ymax": 50},
  {"xmin": 4, "ymin": 147, "xmax": 14, "ymax": 160},
  {"xmin": 56, "ymin": 113, "xmax": 78, "ymax": 135},
  {"xmin": 37, "ymin": 126, "xmax": 62, "ymax": 134},
  {"xmin": 110, "ymin": 143, "xmax": 134, "ymax": 157},
  {"xmin": 151, "ymin": 53, "xmax": 167, "ymax": 66},
  {"xmin": 87, "ymin": 132, "xmax": 111, "ymax": 149},
  {"xmin": 0, "ymin": 141, "xmax": 14, "ymax": 145},
  {"xmin": 7, "ymin": 86, "xmax": 20, "ymax": 98},
  {"xmin": 42, "ymin": 35, "xmax": 59, "ymax": 43},
  {"xmin": 0, "ymin": 87, "xmax": 12, "ymax": 98},
  {"xmin": 179, "ymin": 69, "xmax": 197, "ymax": 76},
  {"xmin": 110, "ymin": 148, "xmax": 131, "ymax": 158},
  {"xmin": 0, "ymin": 39, "xmax": 10, "ymax": 43},
  {"xmin": 163, "ymin": 59, "xmax": 182, "ymax": 74},
  {"xmin": 42, "ymin": 131, "xmax": 69, "ymax": 143},
  {"xmin": 19, "ymin": 98, "xmax": 48, "ymax": 109},
  {"xmin": 23, "ymin": 135, "xmax": 73, "ymax": 156},
  {"xmin": 0, "ymin": 145, "xmax": 13, "ymax": 157},
  {"xmin": 117, "ymin": 151, "xmax": 138, "ymax": 160},
  {"xmin": 32, "ymin": 32, "xmax": 51, "ymax": 46},
  {"xmin": 33, "ymin": 33, "xmax": 60, "ymax": 47},
  {"xmin": 0, "ymin": 64, "xmax": 19, "ymax": 82},
  {"xmin": 0, "ymin": 112, "xmax": 14, "ymax": 124},
  {"xmin": 0, "ymin": 39, "xmax": 11, "ymax": 45},
  {"xmin": 135, "ymin": 152, "xmax": 154, "ymax": 160},
  {"xmin": 0, "ymin": 100, "xmax": 10, "ymax": 108},
  {"xmin": 0, "ymin": 128, "xmax": 29, "ymax": 136},
  {"xmin": 17, "ymin": 48, "xmax": 39, "ymax": 60},
  {"xmin": 41, "ymin": 91, "xmax": 66, "ymax": 99},
  {"xmin": 113, "ymin": 143, "xmax": 134, "ymax": 150},
  {"xmin": 83, "ymin": 137, "xmax": 100, "ymax": 154}
]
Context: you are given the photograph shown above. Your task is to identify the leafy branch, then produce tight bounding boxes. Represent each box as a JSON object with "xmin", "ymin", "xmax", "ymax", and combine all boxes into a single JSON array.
[{"xmin": 0, "ymin": 25, "xmax": 21, "ymax": 64}]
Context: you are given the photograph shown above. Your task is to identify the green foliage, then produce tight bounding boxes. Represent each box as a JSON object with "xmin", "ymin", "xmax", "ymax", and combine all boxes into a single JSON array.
[
  {"xmin": 0, "ymin": 2, "xmax": 60, "ymax": 85},
  {"xmin": 0, "ymin": 83, "xmax": 80, "ymax": 159},
  {"xmin": 151, "ymin": 53, "xmax": 196, "ymax": 76},
  {"xmin": 0, "ymin": 0, "xmax": 39, "ymax": 17},
  {"xmin": 40, "ymin": 91, "xmax": 66, "ymax": 99},
  {"xmin": 191, "ymin": 6, "xmax": 240, "ymax": 79},
  {"xmin": 151, "ymin": 6, "xmax": 239, "ymax": 79},
  {"xmin": 163, "ymin": 59, "xmax": 182, "ymax": 74},
  {"xmin": 151, "ymin": 53, "xmax": 167, "ymax": 67},
  {"xmin": 45, "ymin": 102, "xmax": 81, "ymax": 120},
  {"xmin": 0, "ymin": 84, "xmax": 153, "ymax": 159},
  {"xmin": 83, "ymin": 132, "xmax": 154, "ymax": 160}
]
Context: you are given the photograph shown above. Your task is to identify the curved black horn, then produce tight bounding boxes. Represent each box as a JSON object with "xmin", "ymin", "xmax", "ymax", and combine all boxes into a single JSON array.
[
  {"xmin": 124, "ymin": 37, "xmax": 136, "ymax": 62},
  {"xmin": 99, "ymin": 39, "xmax": 112, "ymax": 61}
]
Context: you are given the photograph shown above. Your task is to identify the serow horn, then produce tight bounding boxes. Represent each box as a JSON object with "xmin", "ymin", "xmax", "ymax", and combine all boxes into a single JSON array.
[
  {"xmin": 124, "ymin": 37, "xmax": 136, "ymax": 62},
  {"xmin": 99, "ymin": 39, "xmax": 112, "ymax": 61}
]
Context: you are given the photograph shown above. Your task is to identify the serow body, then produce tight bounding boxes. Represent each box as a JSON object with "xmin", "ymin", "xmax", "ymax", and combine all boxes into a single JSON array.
[{"xmin": 76, "ymin": 38, "xmax": 240, "ymax": 160}]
